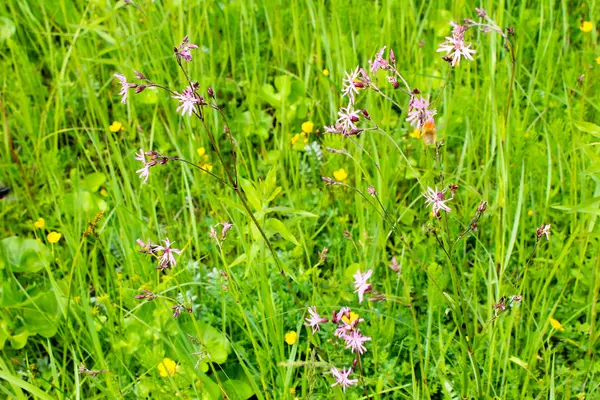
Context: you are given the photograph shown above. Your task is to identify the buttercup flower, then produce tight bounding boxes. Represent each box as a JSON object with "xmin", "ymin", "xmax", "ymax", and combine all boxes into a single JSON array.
[
  {"xmin": 158, "ymin": 358, "xmax": 179, "ymax": 377},
  {"xmin": 301, "ymin": 121, "xmax": 314, "ymax": 133},
  {"xmin": 305, "ymin": 306, "xmax": 328, "ymax": 334},
  {"xmin": 47, "ymin": 231, "xmax": 62, "ymax": 244},
  {"xmin": 333, "ymin": 168, "xmax": 348, "ymax": 182},
  {"xmin": 353, "ymin": 269, "xmax": 373, "ymax": 303},
  {"xmin": 423, "ymin": 186, "xmax": 453, "ymax": 216},
  {"xmin": 322, "ymin": 68, "xmax": 330, "ymax": 76},
  {"xmin": 175, "ymin": 35, "xmax": 198, "ymax": 61},
  {"xmin": 34, "ymin": 218, "xmax": 45, "ymax": 229},
  {"xmin": 437, "ymin": 23, "xmax": 476, "ymax": 67},
  {"xmin": 580, "ymin": 21, "xmax": 593, "ymax": 33},
  {"xmin": 109, "ymin": 121, "xmax": 123, "ymax": 133},
  {"xmin": 284, "ymin": 331, "xmax": 297, "ymax": 345},
  {"xmin": 329, "ymin": 367, "xmax": 358, "ymax": 392}
]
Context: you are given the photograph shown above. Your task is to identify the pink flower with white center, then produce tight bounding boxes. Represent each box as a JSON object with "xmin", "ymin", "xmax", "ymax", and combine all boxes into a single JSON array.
[
  {"xmin": 536, "ymin": 224, "xmax": 551, "ymax": 240},
  {"xmin": 368, "ymin": 46, "xmax": 389, "ymax": 73},
  {"xmin": 437, "ymin": 23, "xmax": 476, "ymax": 67},
  {"xmin": 423, "ymin": 186, "xmax": 453, "ymax": 215},
  {"xmin": 341, "ymin": 66, "xmax": 361, "ymax": 104},
  {"xmin": 353, "ymin": 269, "xmax": 373, "ymax": 303},
  {"xmin": 305, "ymin": 306, "xmax": 328, "ymax": 334},
  {"xmin": 114, "ymin": 73, "xmax": 135, "ymax": 104},
  {"xmin": 329, "ymin": 367, "xmax": 358, "ymax": 392},
  {"xmin": 175, "ymin": 35, "xmax": 199, "ymax": 62},
  {"xmin": 336, "ymin": 106, "xmax": 360, "ymax": 134},
  {"xmin": 155, "ymin": 238, "xmax": 182, "ymax": 269},
  {"xmin": 172, "ymin": 85, "xmax": 202, "ymax": 117},
  {"xmin": 342, "ymin": 329, "xmax": 372, "ymax": 355},
  {"xmin": 406, "ymin": 95, "xmax": 437, "ymax": 129}
]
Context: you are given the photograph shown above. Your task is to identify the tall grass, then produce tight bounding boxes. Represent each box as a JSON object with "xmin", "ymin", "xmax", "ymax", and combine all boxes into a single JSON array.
[{"xmin": 0, "ymin": 0, "xmax": 599, "ymax": 398}]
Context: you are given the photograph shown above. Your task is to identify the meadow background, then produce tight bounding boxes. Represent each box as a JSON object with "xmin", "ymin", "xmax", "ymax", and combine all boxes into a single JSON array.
[{"xmin": 1, "ymin": 0, "xmax": 599, "ymax": 398}]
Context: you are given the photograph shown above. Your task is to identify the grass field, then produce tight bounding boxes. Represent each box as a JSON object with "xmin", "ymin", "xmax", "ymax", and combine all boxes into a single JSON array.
[{"xmin": 1, "ymin": 0, "xmax": 599, "ymax": 398}]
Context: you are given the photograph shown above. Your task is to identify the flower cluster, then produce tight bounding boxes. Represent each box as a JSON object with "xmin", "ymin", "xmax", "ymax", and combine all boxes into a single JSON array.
[
  {"xmin": 209, "ymin": 222, "xmax": 233, "ymax": 249},
  {"xmin": 304, "ymin": 305, "xmax": 371, "ymax": 392},
  {"xmin": 406, "ymin": 92, "xmax": 437, "ymax": 130}
]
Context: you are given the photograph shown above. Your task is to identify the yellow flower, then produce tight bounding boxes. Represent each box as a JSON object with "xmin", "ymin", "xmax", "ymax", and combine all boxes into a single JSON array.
[
  {"xmin": 100, "ymin": 188, "xmax": 107, "ymax": 196},
  {"xmin": 527, "ymin": 210, "xmax": 534, "ymax": 216},
  {"xmin": 596, "ymin": 56, "xmax": 600, "ymax": 64},
  {"xmin": 580, "ymin": 20, "xmax": 593, "ymax": 32},
  {"xmin": 34, "ymin": 218, "xmax": 45, "ymax": 229},
  {"xmin": 201, "ymin": 163, "xmax": 213, "ymax": 172},
  {"xmin": 301, "ymin": 121, "xmax": 314, "ymax": 133},
  {"xmin": 109, "ymin": 121, "xmax": 123, "ymax": 133},
  {"xmin": 333, "ymin": 168, "xmax": 348, "ymax": 181},
  {"xmin": 409, "ymin": 129, "xmax": 421, "ymax": 139},
  {"xmin": 322, "ymin": 69, "xmax": 330, "ymax": 76},
  {"xmin": 342, "ymin": 311, "xmax": 359, "ymax": 325},
  {"xmin": 549, "ymin": 317, "xmax": 565, "ymax": 332},
  {"xmin": 291, "ymin": 133, "xmax": 308, "ymax": 145},
  {"xmin": 284, "ymin": 331, "xmax": 297, "ymax": 345},
  {"xmin": 47, "ymin": 231, "xmax": 62, "ymax": 244},
  {"xmin": 158, "ymin": 358, "xmax": 179, "ymax": 377},
  {"xmin": 197, "ymin": 147, "xmax": 206, "ymax": 158}
]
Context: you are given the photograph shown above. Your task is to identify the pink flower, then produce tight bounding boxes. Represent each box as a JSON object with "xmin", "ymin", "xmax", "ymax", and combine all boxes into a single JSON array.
[
  {"xmin": 305, "ymin": 306, "xmax": 328, "ymax": 334},
  {"xmin": 536, "ymin": 224, "xmax": 551, "ymax": 240},
  {"xmin": 114, "ymin": 73, "xmax": 135, "ymax": 104},
  {"xmin": 135, "ymin": 289, "xmax": 157, "ymax": 301},
  {"xmin": 172, "ymin": 85, "xmax": 203, "ymax": 117},
  {"xmin": 336, "ymin": 106, "xmax": 360, "ymax": 134},
  {"xmin": 353, "ymin": 269, "xmax": 373, "ymax": 303},
  {"xmin": 175, "ymin": 35, "xmax": 199, "ymax": 62},
  {"xmin": 342, "ymin": 329, "xmax": 372, "ymax": 355},
  {"xmin": 423, "ymin": 186, "xmax": 453, "ymax": 215},
  {"xmin": 406, "ymin": 95, "xmax": 437, "ymax": 129},
  {"xmin": 155, "ymin": 238, "xmax": 182, "ymax": 269},
  {"xmin": 341, "ymin": 66, "xmax": 362, "ymax": 104},
  {"xmin": 368, "ymin": 46, "xmax": 389, "ymax": 73},
  {"xmin": 437, "ymin": 23, "xmax": 476, "ymax": 67},
  {"xmin": 329, "ymin": 367, "xmax": 358, "ymax": 392}
]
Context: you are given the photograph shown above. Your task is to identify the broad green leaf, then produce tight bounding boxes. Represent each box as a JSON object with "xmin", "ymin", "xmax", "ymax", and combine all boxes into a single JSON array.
[
  {"xmin": 573, "ymin": 120, "xmax": 600, "ymax": 137},
  {"xmin": 221, "ymin": 379, "xmax": 254, "ymax": 400},
  {"xmin": 265, "ymin": 218, "xmax": 300, "ymax": 246},
  {"xmin": 82, "ymin": 172, "xmax": 106, "ymax": 192},
  {"xmin": 1, "ymin": 236, "xmax": 50, "ymax": 273}
]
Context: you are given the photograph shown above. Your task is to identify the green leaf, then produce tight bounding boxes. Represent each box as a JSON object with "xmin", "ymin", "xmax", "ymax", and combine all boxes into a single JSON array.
[
  {"xmin": 0, "ymin": 17, "xmax": 16, "ymax": 42},
  {"xmin": 82, "ymin": 172, "xmax": 106, "ymax": 192},
  {"xmin": 9, "ymin": 330, "xmax": 30, "ymax": 349},
  {"xmin": 240, "ymin": 179, "xmax": 262, "ymax": 211},
  {"xmin": 265, "ymin": 218, "xmax": 300, "ymax": 246},
  {"xmin": 573, "ymin": 120, "xmax": 600, "ymax": 137},
  {"xmin": 1, "ymin": 236, "xmax": 50, "ymax": 273},
  {"xmin": 221, "ymin": 379, "xmax": 254, "ymax": 400}
]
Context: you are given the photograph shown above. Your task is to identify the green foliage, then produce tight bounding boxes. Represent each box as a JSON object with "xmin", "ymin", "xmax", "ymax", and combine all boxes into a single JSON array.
[{"xmin": 0, "ymin": 0, "xmax": 599, "ymax": 399}]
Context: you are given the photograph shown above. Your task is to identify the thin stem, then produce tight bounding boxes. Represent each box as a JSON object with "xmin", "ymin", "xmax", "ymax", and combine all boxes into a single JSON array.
[{"xmin": 175, "ymin": 158, "xmax": 231, "ymax": 187}]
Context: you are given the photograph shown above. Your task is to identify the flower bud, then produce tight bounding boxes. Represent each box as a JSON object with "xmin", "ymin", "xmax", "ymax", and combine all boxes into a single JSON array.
[{"xmin": 207, "ymin": 87, "xmax": 215, "ymax": 98}]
